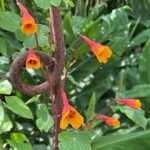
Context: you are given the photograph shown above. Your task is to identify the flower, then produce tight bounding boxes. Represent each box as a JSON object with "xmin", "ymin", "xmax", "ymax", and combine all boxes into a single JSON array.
[
  {"xmin": 26, "ymin": 48, "xmax": 41, "ymax": 69},
  {"xmin": 97, "ymin": 115, "xmax": 120, "ymax": 128},
  {"xmin": 115, "ymin": 98, "xmax": 142, "ymax": 109},
  {"xmin": 16, "ymin": 0, "xmax": 37, "ymax": 35},
  {"xmin": 80, "ymin": 34, "xmax": 112, "ymax": 63},
  {"xmin": 60, "ymin": 90, "xmax": 84, "ymax": 129}
]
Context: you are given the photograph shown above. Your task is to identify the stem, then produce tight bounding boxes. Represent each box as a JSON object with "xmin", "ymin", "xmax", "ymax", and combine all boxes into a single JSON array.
[
  {"xmin": 50, "ymin": 6, "xmax": 64, "ymax": 150},
  {"xmin": 34, "ymin": 33, "xmax": 40, "ymax": 50}
]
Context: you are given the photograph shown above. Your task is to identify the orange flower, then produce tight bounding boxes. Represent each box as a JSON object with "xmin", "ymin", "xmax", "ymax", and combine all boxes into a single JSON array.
[
  {"xmin": 16, "ymin": 0, "xmax": 37, "ymax": 35},
  {"xmin": 115, "ymin": 98, "xmax": 142, "ymax": 109},
  {"xmin": 60, "ymin": 90, "xmax": 84, "ymax": 129},
  {"xmin": 97, "ymin": 115, "xmax": 120, "ymax": 128},
  {"xmin": 80, "ymin": 34, "xmax": 112, "ymax": 63},
  {"xmin": 26, "ymin": 48, "xmax": 41, "ymax": 69}
]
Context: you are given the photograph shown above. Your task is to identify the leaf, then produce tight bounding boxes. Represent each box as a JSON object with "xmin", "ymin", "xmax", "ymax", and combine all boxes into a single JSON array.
[
  {"xmin": 10, "ymin": 133, "xmax": 29, "ymax": 143},
  {"xmin": 92, "ymin": 130, "xmax": 150, "ymax": 150},
  {"xmin": 0, "ymin": 80, "xmax": 12, "ymax": 95},
  {"xmin": 0, "ymin": 11, "xmax": 20, "ymax": 32},
  {"xmin": 36, "ymin": 104, "xmax": 54, "ymax": 132},
  {"xmin": 117, "ymin": 84, "xmax": 150, "ymax": 98},
  {"xmin": 25, "ymin": 95, "xmax": 41, "ymax": 105},
  {"xmin": 139, "ymin": 40, "xmax": 150, "ymax": 84},
  {"xmin": 0, "ymin": 37, "xmax": 7, "ymax": 56},
  {"xmin": 7, "ymin": 133, "xmax": 32, "ymax": 150},
  {"xmin": 0, "ymin": 114, "xmax": 13, "ymax": 134},
  {"xmin": 50, "ymin": 0, "xmax": 61, "ymax": 7},
  {"xmin": 5, "ymin": 96, "xmax": 33, "ymax": 119},
  {"xmin": 119, "ymin": 106, "xmax": 147, "ymax": 129},
  {"xmin": 129, "ymin": 29, "xmax": 150, "ymax": 47},
  {"xmin": 59, "ymin": 131, "xmax": 92, "ymax": 150},
  {"xmin": 33, "ymin": 0, "xmax": 51, "ymax": 10},
  {"xmin": 7, "ymin": 140, "xmax": 32, "ymax": 150},
  {"xmin": 23, "ymin": 24, "xmax": 49, "ymax": 48},
  {"xmin": 0, "ymin": 102, "xmax": 4, "ymax": 127},
  {"xmin": 86, "ymin": 93, "xmax": 96, "ymax": 120}
]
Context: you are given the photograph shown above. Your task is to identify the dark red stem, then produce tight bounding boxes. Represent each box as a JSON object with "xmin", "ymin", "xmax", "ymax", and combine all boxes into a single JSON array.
[{"xmin": 50, "ymin": 6, "xmax": 64, "ymax": 150}]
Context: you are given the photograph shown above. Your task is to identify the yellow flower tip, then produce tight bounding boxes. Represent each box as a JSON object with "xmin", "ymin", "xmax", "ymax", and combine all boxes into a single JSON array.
[
  {"xmin": 22, "ymin": 18, "xmax": 37, "ymax": 35},
  {"xmin": 26, "ymin": 49, "xmax": 41, "ymax": 69},
  {"xmin": 92, "ymin": 45, "xmax": 112, "ymax": 64},
  {"xmin": 97, "ymin": 115, "xmax": 120, "ymax": 128},
  {"xmin": 60, "ymin": 106, "xmax": 84, "ymax": 129},
  {"xmin": 106, "ymin": 118, "xmax": 120, "ymax": 128},
  {"xmin": 132, "ymin": 99, "xmax": 142, "ymax": 109}
]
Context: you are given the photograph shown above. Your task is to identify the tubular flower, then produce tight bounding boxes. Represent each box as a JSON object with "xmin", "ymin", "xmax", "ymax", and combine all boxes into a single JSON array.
[
  {"xmin": 16, "ymin": 0, "xmax": 37, "ymax": 35},
  {"xmin": 115, "ymin": 98, "xmax": 142, "ymax": 109},
  {"xmin": 60, "ymin": 90, "xmax": 84, "ymax": 129},
  {"xmin": 26, "ymin": 48, "xmax": 41, "ymax": 69},
  {"xmin": 80, "ymin": 34, "xmax": 112, "ymax": 63},
  {"xmin": 97, "ymin": 115, "xmax": 120, "ymax": 128}
]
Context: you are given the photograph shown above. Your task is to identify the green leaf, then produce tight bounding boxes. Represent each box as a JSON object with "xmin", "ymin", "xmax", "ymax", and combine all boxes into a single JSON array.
[
  {"xmin": 7, "ymin": 140, "xmax": 32, "ymax": 150},
  {"xmin": 0, "ymin": 102, "xmax": 4, "ymax": 127},
  {"xmin": 10, "ymin": 133, "xmax": 29, "ymax": 143},
  {"xmin": 59, "ymin": 131, "xmax": 92, "ymax": 150},
  {"xmin": 33, "ymin": 0, "xmax": 51, "ymax": 10},
  {"xmin": 25, "ymin": 95, "xmax": 41, "ymax": 105},
  {"xmin": 5, "ymin": 96, "xmax": 33, "ymax": 119},
  {"xmin": 0, "ymin": 114, "xmax": 13, "ymax": 134},
  {"xmin": 92, "ymin": 130, "xmax": 150, "ymax": 150},
  {"xmin": 130, "ymin": 29, "xmax": 150, "ymax": 47},
  {"xmin": 0, "ymin": 80, "xmax": 12, "ymax": 95},
  {"xmin": 86, "ymin": 93, "xmax": 96, "ymax": 120},
  {"xmin": 119, "ymin": 106, "xmax": 147, "ymax": 129},
  {"xmin": 0, "ymin": 11, "xmax": 20, "ymax": 32},
  {"xmin": 117, "ymin": 84, "xmax": 150, "ymax": 98},
  {"xmin": 139, "ymin": 40, "xmax": 150, "ymax": 84},
  {"xmin": 23, "ymin": 24, "xmax": 49, "ymax": 48},
  {"xmin": 8, "ymin": 133, "xmax": 32, "ymax": 150},
  {"xmin": 0, "ymin": 37, "xmax": 7, "ymax": 56},
  {"xmin": 50, "ymin": 0, "xmax": 61, "ymax": 7},
  {"xmin": 36, "ymin": 104, "xmax": 54, "ymax": 132}
]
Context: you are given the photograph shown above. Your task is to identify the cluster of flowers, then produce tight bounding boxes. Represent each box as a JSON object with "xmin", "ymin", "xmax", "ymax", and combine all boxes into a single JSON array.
[{"xmin": 16, "ymin": 0, "xmax": 142, "ymax": 129}]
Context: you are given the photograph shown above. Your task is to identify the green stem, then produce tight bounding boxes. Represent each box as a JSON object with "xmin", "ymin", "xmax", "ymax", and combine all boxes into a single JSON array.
[{"xmin": 1, "ymin": 0, "xmax": 5, "ymax": 11}]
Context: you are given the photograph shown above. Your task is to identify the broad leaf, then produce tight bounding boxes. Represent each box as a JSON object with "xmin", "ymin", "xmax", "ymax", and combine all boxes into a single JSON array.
[
  {"xmin": 5, "ymin": 96, "xmax": 33, "ymax": 119},
  {"xmin": 0, "ymin": 12, "xmax": 20, "ymax": 32},
  {"xmin": 59, "ymin": 131, "xmax": 92, "ymax": 150},
  {"xmin": 92, "ymin": 130, "xmax": 150, "ymax": 150},
  {"xmin": 36, "ymin": 104, "xmax": 54, "ymax": 132},
  {"xmin": 0, "ymin": 80, "xmax": 12, "ymax": 95},
  {"xmin": 0, "ymin": 114, "xmax": 13, "ymax": 134},
  {"xmin": 33, "ymin": 0, "xmax": 51, "ymax": 10},
  {"xmin": 119, "ymin": 106, "xmax": 147, "ymax": 129}
]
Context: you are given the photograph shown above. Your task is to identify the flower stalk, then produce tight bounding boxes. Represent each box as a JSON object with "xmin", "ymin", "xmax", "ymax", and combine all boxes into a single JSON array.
[{"xmin": 49, "ymin": 6, "xmax": 64, "ymax": 150}]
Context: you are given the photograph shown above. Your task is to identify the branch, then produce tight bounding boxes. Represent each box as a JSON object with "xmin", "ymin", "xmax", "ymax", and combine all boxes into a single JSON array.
[{"xmin": 50, "ymin": 6, "xmax": 64, "ymax": 150}]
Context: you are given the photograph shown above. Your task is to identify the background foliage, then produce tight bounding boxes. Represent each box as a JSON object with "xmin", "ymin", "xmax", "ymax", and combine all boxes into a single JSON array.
[{"xmin": 0, "ymin": 0, "xmax": 150, "ymax": 149}]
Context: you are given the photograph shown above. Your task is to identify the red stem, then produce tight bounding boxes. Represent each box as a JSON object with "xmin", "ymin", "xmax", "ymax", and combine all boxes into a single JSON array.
[{"xmin": 50, "ymin": 6, "xmax": 64, "ymax": 150}]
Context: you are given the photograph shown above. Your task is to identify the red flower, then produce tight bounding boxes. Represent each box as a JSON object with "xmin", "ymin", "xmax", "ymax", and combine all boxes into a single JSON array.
[
  {"xmin": 60, "ymin": 90, "xmax": 84, "ymax": 129},
  {"xmin": 80, "ymin": 34, "xmax": 112, "ymax": 63},
  {"xmin": 97, "ymin": 115, "xmax": 120, "ymax": 128},
  {"xmin": 115, "ymin": 98, "xmax": 142, "ymax": 109},
  {"xmin": 16, "ymin": 0, "xmax": 37, "ymax": 35},
  {"xmin": 26, "ymin": 49, "xmax": 41, "ymax": 69}
]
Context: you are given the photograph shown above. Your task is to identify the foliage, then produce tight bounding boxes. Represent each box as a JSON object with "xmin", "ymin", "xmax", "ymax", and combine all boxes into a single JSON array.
[{"xmin": 0, "ymin": 0, "xmax": 150, "ymax": 149}]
